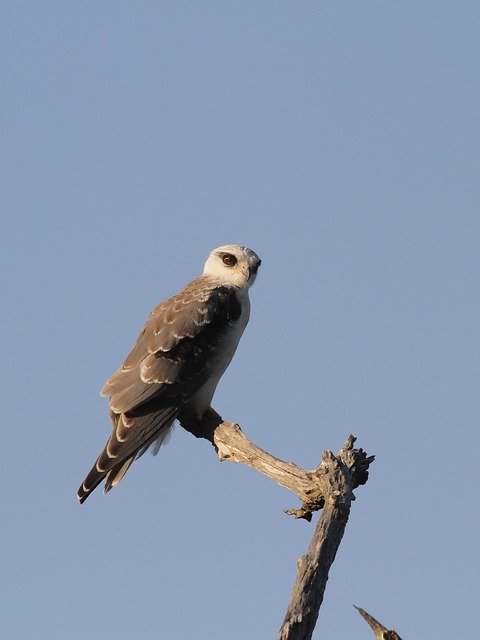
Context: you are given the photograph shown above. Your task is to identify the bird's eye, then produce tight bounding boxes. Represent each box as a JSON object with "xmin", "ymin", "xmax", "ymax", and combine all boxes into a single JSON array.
[{"xmin": 222, "ymin": 254, "xmax": 237, "ymax": 267}]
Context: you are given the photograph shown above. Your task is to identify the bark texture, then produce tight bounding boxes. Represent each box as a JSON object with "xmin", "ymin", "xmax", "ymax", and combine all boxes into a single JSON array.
[
  {"xmin": 278, "ymin": 438, "xmax": 372, "ymax": 639},
  {"xmin": 355, "ymin": 606, "xmax": 404, "ymax": 640},
  {"xmin": 180, "ymin": 407, "xmax": 374, "ymax": 639},
  {"xmin": 180, "ymin": 408, "xmax": 373, "ymax": 520}
]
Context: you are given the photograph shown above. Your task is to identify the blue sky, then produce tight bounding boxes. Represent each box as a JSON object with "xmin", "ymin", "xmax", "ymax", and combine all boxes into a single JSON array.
[{"xmin": 3, "ymin": 3, "xmax": 479, "ymax": 639}]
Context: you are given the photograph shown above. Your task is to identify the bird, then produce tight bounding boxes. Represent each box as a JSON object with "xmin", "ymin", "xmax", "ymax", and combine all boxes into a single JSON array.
[{"xmin": 77, "ymin": 244, "xmax": 261, "ymax": 503}]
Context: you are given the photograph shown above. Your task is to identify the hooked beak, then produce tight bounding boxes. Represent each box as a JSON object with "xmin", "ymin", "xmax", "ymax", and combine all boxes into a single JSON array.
[{"xmin": 247, "ymin": 263, "xmax": 260, "ymax": 281}]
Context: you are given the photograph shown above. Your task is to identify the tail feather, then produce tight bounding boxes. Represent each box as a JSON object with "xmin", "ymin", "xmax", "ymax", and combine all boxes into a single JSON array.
[
  {"xmin": 77, "ymin": 407, "xmax": 178, "ymax": 504},
  {"xmin": 104, "ymin": 457, "xmax": 135, "ymax": 493}
]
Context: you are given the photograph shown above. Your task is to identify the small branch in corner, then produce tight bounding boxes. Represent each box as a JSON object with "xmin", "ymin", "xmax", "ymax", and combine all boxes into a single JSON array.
[{"xmin": 354, "ymin": 606, "xmax": 404, "ymax": 640}]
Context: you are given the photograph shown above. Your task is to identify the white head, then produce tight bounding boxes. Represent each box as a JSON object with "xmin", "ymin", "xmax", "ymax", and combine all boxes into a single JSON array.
[{"xmin": 203, "ymin": 244, "xmax": 261, "ymax": 289}]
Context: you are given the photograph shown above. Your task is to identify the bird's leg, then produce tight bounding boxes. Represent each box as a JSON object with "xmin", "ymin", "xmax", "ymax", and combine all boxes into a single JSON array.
[{"xmin": 178, "ymin": 406, "xmax": 222, "ymax": 444}]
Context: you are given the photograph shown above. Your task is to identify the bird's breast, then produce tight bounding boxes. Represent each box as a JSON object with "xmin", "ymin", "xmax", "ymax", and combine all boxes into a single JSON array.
[{"xmin": 184, "ymin": 291, "xmax": 250, "ymax": 417}]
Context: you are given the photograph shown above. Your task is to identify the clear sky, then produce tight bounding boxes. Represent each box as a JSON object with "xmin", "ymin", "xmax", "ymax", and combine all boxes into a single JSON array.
[{"xmin": 3, "ymin": 3, "xmax": 479, "ymax": 639}]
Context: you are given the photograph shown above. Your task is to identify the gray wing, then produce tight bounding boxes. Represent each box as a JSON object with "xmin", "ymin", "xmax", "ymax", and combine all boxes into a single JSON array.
[
  {"xmin": 77, "ymin": 278, "xmax": 241, "ymax": 503},
  {"xmin": 102, "ymin": 277, "xmax": 239, "ymax": 413}
]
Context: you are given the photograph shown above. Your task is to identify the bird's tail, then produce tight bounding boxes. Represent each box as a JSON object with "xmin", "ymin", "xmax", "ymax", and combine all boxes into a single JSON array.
[{"xmin": 77, "ymin": 407, "xmax": 177, "ymax": 504}]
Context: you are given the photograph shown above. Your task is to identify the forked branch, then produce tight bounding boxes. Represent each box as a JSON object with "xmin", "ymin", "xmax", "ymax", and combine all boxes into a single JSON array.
[
  {"xmin": 180, "ymin": 407, "xmax": 373, "ymax": 520},
  {"xmin": 180, "ymin": 407, "xmax": 374, "ymax": 640}
]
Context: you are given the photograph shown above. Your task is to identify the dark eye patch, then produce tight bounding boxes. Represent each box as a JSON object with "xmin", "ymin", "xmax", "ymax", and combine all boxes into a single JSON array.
[{"xmin": 222, "ymin": 253, "xmax": 237, "ymax": 267}]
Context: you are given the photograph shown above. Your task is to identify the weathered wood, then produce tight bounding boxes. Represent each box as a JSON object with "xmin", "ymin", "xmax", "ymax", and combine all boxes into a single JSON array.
[
  {"xmin": 180, "ymin": 407, "xmax": 374, "ymax": 639},
  {"xmin": 278, "ymin": 438, "xmax": 369, "ymax": 640},
  {"xmin": 354, "ymin": 606, "xmax": 403, "ymax": 640},
  {"xmin": 180, "ymin": 408, "xmax": 373, "ymax": 520}
]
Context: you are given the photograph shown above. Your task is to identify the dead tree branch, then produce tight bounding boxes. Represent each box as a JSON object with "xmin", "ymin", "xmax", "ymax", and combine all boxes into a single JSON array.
[
  {"xmin": 278, "ymin": 437, "xmax": 372, "ymax": 639},
  {"xmin": 180, "ymin": 407, "xmax": 373, "ymax": 520},
  {"xmin": 180, "ymin": 407, "xmax": 374, "ymax": 639},
  {"xmin": 354, "ymin": 606, "xmax": 403, "ymax": 640}
]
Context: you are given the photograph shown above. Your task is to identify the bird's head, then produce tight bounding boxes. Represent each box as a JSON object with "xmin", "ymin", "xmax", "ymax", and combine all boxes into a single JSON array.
[{"xmin": 203, "ymin": 244, "xmax": 261, "ymax": 289}]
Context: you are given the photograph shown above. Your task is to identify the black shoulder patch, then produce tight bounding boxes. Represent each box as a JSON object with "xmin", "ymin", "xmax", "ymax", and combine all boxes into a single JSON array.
[{"xmin": 217, "ymin": 286, "xmax": 242, "ymax": 322}]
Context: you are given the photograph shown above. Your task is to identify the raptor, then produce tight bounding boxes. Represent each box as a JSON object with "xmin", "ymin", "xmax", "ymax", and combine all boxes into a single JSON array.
[{"xmin": 77, "ymin": 244, "xmax": 261, "ymax": 503}]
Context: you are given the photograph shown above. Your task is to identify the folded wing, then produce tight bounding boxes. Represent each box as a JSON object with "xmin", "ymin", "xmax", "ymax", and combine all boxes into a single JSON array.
[{"xmin": 77, "ymin": 278, "xmax": 240, "ymax": 503}]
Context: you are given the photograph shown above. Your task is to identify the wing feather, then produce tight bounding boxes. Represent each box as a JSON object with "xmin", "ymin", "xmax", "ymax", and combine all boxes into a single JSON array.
[
  {"xmin": 77, "ymin": 278, "xmax": 242, "ymax": 503},
  {"xmin": 77, "ymin": 407, "xmax": 178, "ymax": 503},
  {"xmin": 100, "ymin": 277, "xmax": 231, "ymax": 414}
]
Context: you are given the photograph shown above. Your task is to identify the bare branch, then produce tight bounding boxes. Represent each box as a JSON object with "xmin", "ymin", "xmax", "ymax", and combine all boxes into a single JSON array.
[
  {"xmin": 180, "ymin": 408, "xmax": 373, "ymax": 520},
  {"xmin": 180, "ymin": 407, "xmax": 374, "ymax": 640},
  {"xmin": 278, "ymin": 439, "xmax": 369, "ymax": 640},
  {"xmin": 354, "ymin": 606, "xmax": 403, "ymax": 640}
]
